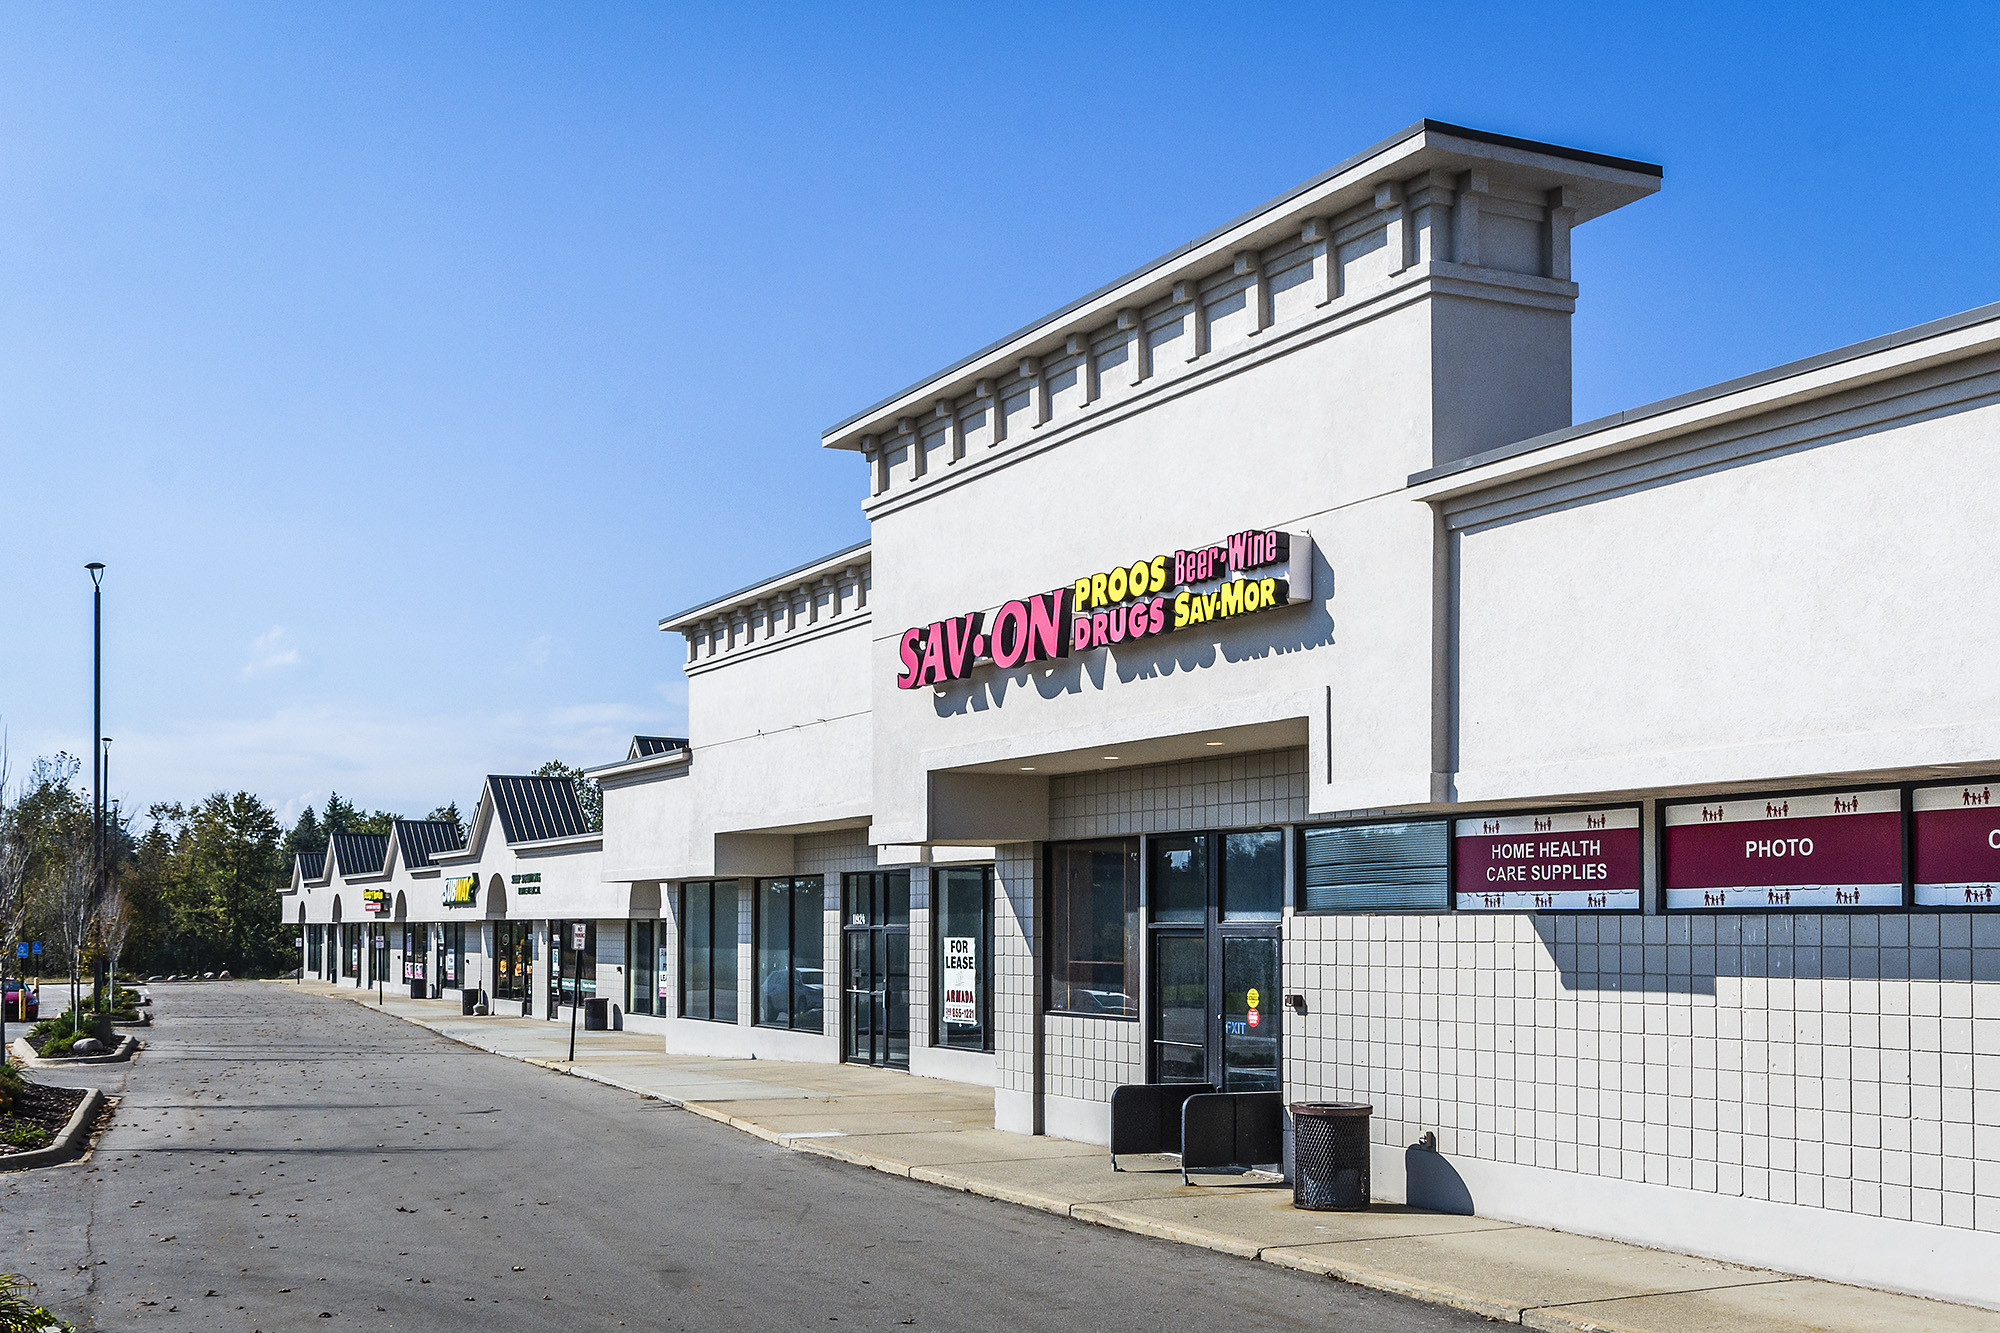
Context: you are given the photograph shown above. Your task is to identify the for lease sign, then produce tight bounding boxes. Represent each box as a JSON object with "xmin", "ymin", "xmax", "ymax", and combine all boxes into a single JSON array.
[
  {"xmin": 940, "ymin": 936, "xmax": 978, "ymax": 1027},
  {"xmin": 1914, "ymin": 782, "xmax": 2000, "ymax": 907},
  {"xmin": 1664, "ymin": 789, "xmax": 1902, "ymax": 910},
  {"xmin": 1454, "ymin": 808, "xmax": 1641, "ymax": 912}
]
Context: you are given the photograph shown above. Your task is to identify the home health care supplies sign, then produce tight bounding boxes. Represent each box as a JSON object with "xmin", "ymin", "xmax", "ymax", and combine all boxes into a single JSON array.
[
  {"xmin": 895, "ymin": 528, "xmax": 1313, "ymax": 689},
  {"xmin": 1454, "ymin": 808, "xmax": 1641, "ymax": 912}
]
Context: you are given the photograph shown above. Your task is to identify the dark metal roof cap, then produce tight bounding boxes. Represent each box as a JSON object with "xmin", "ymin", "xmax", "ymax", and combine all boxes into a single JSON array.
[
  {"xmin": 329, "ymin": 833, "xmax": 389, "ymax": 877},
  {"xmin": 485, "ymin": 775, "xmax": 591, "ymax": 844},
  {"xmin": 394, "ymin": 819, "xmax": 465, "ymax": 869}
]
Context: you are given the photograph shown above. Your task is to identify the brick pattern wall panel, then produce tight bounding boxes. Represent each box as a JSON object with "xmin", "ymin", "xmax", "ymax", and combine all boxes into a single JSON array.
[
  {"xmin": 1045, "ymin": 1014, "xmax": 1143, "ymax": 1104},
  {"xmin": 994, "ymin": 845, "xmax": 1039, "ymax": 1096},
  {"xmin": 910, "ymin": 868, "xmax": 930, "ymax": 1047},
  {"xmin": 1284, "ymin": 910, "xmax": 2000, "ymax": 1234},
  {"xmin": 1049, "ymin": 747, "xmax": 1308, "ymax": 840}
]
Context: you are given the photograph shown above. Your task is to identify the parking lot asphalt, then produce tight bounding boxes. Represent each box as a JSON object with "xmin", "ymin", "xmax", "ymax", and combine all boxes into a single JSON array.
[{"xmin": 2, "ymin": 981, "xmax": 1484, "ymax": 1332}]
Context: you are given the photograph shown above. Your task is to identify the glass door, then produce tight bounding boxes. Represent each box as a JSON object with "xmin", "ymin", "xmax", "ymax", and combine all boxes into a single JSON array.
[
  {"xmin": 842, "ymin": 871, "xmax": 909, "ymax": 1068},
  {"xmin": 1147, "ymin": 830, "xmax": 1284, "ymax": 1091}
]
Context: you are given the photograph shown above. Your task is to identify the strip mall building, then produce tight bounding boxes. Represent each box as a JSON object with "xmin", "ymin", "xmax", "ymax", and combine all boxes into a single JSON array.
[{"xmin": 285, "ymin": 121, "xmax": 2000, "ymax": 1309}]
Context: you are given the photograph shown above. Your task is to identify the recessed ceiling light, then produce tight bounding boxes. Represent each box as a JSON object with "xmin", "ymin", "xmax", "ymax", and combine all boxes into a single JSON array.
[
  {"xmin": 1018, "ymin": 766, "xmax": 1036, "ymax": 771},
  {"xmin": 1204, "ymin": 741, "xmax": 1226, "ymax": 747},
  {"xmin": 1100, "ymin": 755, "xmax": 1120, "ymax": 761}
]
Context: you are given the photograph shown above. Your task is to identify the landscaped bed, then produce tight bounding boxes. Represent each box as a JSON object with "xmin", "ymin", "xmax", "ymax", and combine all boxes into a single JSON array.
[{"xmin": 0, "ymin": 1065, "xmax": 85, "ymax": 1157}]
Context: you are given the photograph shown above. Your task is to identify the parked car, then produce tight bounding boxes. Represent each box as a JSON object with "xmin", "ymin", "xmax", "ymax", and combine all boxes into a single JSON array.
[{"xmin": 3, "ymin": 977, "xmax": 38, "ymax": 1023}]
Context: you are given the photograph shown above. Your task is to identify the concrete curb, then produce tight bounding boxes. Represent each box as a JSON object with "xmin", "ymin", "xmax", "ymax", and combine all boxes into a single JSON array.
[
  {"xmin": 0, "ymin": 1086, "xmax": 107, "ymax": 1173},
  {"xmin": 10, "ymin": 1033, "xmax": 141, "ymax": 1068}
]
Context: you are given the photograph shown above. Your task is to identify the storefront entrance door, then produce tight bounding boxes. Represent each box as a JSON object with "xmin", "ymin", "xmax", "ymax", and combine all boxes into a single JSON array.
[
  {"xmin": 842, "ymin": 871, "xmax": 909, "ymax": 1069},
  {"xmin": 1147, "ymin": 831, "xmax": 1283, "ymax": 1091},
  {"xmin": 404, "ymin": 925, "xmax": 426, "ymax": 1000}
]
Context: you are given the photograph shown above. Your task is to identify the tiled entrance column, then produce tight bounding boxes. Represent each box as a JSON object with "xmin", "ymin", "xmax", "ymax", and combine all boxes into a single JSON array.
[{"xmin": 993, "ymin": 842, "xmax": 1042, "ymax": 1134}]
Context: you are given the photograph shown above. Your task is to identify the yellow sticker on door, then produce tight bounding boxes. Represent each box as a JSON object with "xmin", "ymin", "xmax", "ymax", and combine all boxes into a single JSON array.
[{"xmin": 1246, "ymin": 987, "xmax": 1260, "ymax": 1009}]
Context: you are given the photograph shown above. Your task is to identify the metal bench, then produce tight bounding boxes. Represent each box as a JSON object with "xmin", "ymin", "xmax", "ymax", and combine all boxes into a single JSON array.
[{"xmin": 1110, "ymin": 1083, "xmax": 1285, "ymax": 1184}]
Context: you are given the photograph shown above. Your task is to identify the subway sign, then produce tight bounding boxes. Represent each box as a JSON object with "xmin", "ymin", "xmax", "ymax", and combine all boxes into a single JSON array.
[
  {"xmin": 442, "ymin": 875, "xmax": 478, "ymax": 908},
  {"xmin": 895, "ymin": 528, "xmax": 1313, "ymax": 689}
]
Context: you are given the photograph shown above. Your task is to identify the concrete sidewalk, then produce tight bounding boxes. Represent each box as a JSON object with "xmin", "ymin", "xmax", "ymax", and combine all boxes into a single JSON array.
[{"xmin": 294, "ymin": 980, "xmax": 1997, "ymax": 1331}]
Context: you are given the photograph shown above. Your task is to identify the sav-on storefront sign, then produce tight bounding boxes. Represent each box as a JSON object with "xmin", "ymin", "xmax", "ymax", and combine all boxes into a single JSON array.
[{"xmin": 895, "ymin": 528, "xmax": 1313, "ymax": 690}]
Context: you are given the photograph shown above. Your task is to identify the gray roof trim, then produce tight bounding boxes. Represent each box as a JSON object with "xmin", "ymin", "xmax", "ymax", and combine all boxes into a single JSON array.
[
  {"xmin": 822, "ymin": 119, "xmax": 1662, "ymax": 440},
  {"xmin": 1408, "ymin": 298, "xmax": 2000, "ymax": 489},
  {"xmin": 660, "ymin": 537, "xmax": 870, "ymax": 629}
]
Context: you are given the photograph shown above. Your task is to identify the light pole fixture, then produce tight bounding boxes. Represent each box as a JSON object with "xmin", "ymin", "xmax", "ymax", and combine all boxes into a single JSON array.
[{"xmin": 85, "ymin": 563, "xmax": 105, "ymax": 1006}]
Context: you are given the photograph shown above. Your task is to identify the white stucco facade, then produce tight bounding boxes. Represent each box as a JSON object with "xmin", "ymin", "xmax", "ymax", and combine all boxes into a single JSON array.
[{"xmin": 294, "ymin": 119, "xmax": 2000, "ymax": 1310}]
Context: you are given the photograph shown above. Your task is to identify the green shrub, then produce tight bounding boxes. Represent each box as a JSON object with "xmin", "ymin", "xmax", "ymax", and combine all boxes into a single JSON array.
[
  {"xmin": 0, "ymin": 1062, "xmax": 19, "ymax": 1116},
  {"xmin": 0, "ymin": 1272, "xmax": 69, "ymax": 1332},
  {"xmin": 0, "ymin": 1123, "xmax": 48, "ymax": 1150}
]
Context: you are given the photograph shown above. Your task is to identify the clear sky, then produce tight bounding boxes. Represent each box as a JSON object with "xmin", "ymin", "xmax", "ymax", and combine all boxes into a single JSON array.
[{"xmin": 2, "ymin": 2, "xmax": 1995, "ymax": 824}]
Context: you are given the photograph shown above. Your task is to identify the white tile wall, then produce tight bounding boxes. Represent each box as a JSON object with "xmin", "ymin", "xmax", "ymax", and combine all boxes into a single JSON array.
[
  {"xmin": 1030, "ymin": 744, "xmax": 2000, "ymax": 1244},
  {"xmin": 1284, "ymin": 890, "xmax": 2000, "ymax": 1235}
]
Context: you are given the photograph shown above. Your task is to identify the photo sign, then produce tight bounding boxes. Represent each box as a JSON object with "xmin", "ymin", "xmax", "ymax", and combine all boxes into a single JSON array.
[
  {"xmin": 895, "ymin": 529, "xmax": 1313, "ymax": 689},
  {"xmin": 1664, "ymin": 789, "xmax": 1902, "ymax": 909},
  {"xmin": 1454, "ymin": 808, "xmax": 1641, "ymax": 911},
  {"xmin": 1914, "ymin": 782, "xmax": 2000, "ymax": 907},
  {"xmin": 940, "ymin": 936, "xmax": 978, "ymax": 1027}
]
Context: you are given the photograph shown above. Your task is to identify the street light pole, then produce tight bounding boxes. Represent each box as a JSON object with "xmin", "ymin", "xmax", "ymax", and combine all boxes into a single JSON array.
[{"xmin": 85, "ymin": 563, "xmax": 104, "ymax": 1016}]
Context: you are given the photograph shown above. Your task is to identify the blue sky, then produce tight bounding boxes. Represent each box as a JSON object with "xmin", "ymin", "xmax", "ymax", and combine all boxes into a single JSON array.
[{"xmin": 2, "ymin": 2, "xmax": 1995, "ymax": 824}]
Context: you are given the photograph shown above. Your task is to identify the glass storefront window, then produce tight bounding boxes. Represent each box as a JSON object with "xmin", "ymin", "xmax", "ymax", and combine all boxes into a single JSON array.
[
  {"xmin": 492, "ymin": 921, "xmax": 531, "ymax": 1001},
  {"xmin": 1223, "ymin": 831, "xmax": 1285, "ymax": 920},
  {"xmin": 755, "ymin": 877, "xmax": 825, "ymax": 1032},
  {"xmin": 1150, "ymin": 835, "xmax": 1208, "ymax": 922},
  {"xmin": 933, "ymin": 867, "xmax": 992, "ymax": 1051},
  {"xmin": 549, "ymin": 921, "xmax": 597, "ymax": 1011},
  {"xmin": 628, "ymin": 920, "xmax": 656, "ymax": 1016},
  {"xmin": 1299, "ymin": 821, "xmax": 1449, "ymax": 912},
  {"xmin": 1047, "ymin": 839, "xmax": 1139, "ymax": 1018},
  {"xmin": 681, "ymin": 881, "xmax": 739, "ymax": 1023}
]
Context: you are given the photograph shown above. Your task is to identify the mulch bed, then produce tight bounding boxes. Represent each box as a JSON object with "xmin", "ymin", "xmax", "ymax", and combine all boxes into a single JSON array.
[{"xmin": 0, "ymin": 1080, "xmax": 87, "ymax": 1155}]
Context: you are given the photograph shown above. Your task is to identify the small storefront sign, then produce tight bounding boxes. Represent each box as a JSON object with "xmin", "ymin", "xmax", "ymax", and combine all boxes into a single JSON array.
[
  {"xmin": 511, "ymin": 872, "xmax": 542, "ymax": 895},
  {"xmin": 442, "ymin": 875, "xmax": 478, "ymax": 907},
  {"xmin": 895, "ymin": 528, "xmax": 1314, "ymax": 690},
  {"xmin": 1664, "ymin": 789, "xmax": 1903, "ymax": 910},
  {"xmin": 1454, "ymin": 808, "xmax": 1641, "ymax": 911},
  {"xmin": 657, "ymin": 947, "xmax": 672, "ymax": 999},
  {"xmin": 362, "ymin": 887, "xmax": 388, "ymax": 914},
  {"xmin": 1914, "ymin": 782, "xmax": 2000, "ymax": 907},
  {"xmin": 940, "ymin": 936, "xmax": 978, "ymax": 1027},
  {"xmin": 571, "ymin": 922, "xmax": 588, "ymax": 952}
]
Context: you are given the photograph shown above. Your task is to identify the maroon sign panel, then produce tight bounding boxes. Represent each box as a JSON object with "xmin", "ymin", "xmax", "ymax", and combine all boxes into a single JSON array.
[
  {"xmin": 1914, "ymin": 782, "xmax": 2000, "ymax": 907},
  {"xmin": 1664, "ymin": 790, "xmax": 1903, "ymax": 910},
  {"xmin": 1453, "ymin": 809, "xmax": 1641, "ymax": 912}
]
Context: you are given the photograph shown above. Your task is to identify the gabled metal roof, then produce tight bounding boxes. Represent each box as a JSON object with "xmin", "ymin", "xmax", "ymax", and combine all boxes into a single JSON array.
[
  {"xmin": 486, "ymin": 775, "xmax": 591, "ymax": 844},
  {"xmin": 328, "ymin": 833, "xmax": 389, "ymax": 879},
  {"xmin": 630, "ymin": 736, "xmax": 688, "ymax": 760},
  {"xmin": 295, "ymin": 850, "xmax": 325, "ymax": 881},
  {"xmin": 393, "ymin": 819, "xmax": 464, "ymax": 869}
]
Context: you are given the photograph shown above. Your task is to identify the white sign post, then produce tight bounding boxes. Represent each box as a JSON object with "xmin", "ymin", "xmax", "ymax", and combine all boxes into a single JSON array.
[{"xmin": 941, "ymin": 936, "xmax": 978, "ymax": 1027}]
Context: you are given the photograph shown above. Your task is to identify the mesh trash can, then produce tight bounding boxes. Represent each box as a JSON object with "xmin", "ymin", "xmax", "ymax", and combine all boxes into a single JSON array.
[{"xmin": 1291, "ymin": 1102, "xmax": 1373, "ymax": 1210}]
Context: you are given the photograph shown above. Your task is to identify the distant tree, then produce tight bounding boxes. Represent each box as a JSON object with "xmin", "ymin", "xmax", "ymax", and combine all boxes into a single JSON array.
[
  {"xmin": 283, "ymin": 805, "xmax": 325, "ymax": 864},
  {"xmin": 425, "ymin": 802, "xmax": 465, "ymax": 842},
  {"xmin": 322, "ymin": 792, "xmax": 397, "ymax": 838},
  {"xmin": 533, "ymin": 761, "xmax": 602, "ymax": 834},
  {"xmin": 49, "ymin": 830, "xmax": 95, "ymax": 1030}
]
